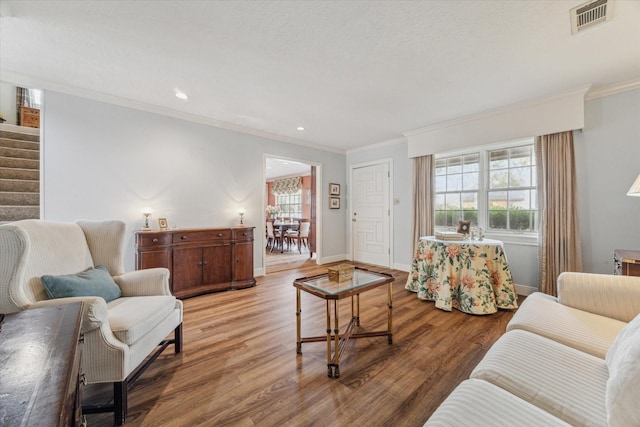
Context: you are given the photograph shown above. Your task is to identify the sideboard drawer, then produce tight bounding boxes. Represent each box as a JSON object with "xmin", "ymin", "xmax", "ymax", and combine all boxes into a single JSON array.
[
  {"xmin": 233, "ymin": 228, "xmax": 253, "ymax": 240},
  {"xmin": 138, "ymin": 232, "xmax": 171, "ymax": 247},
  {"xmin": 172, "ymin": 229, "xmax": 231, "ymax": 244}
]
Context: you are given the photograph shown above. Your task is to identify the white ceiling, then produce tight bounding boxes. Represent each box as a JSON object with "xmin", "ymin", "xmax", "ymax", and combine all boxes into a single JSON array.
[
  {"xmin": 1, "ymin": 1, "xmax": 639, "ymax": 152},
  {"xmin": 265, "ymin": 157, "xmax": 310, "ymax": 180}
]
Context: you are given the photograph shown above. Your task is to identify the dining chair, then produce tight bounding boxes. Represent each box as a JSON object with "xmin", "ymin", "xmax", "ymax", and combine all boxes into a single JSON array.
[
  {"xmin": 296, "ymin": 220, "xmax": 311, "ymax": 253},
  {"xmin": 266, "ymin": 220, "xmax": 282, "ymax": 252}
]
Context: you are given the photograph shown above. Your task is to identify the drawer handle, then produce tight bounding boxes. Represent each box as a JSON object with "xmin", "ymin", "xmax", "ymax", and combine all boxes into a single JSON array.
[
  {"xmin": 181, "ymin": 235, "xmax": 188, "ymax": 240},
  {"xmin": 217, "ymin": 233, "xmax": 223, "ymax": 237},
  {"xmin": 152, "ymin": 238, "xmax": 159, "ymax": 243},
  {"xmin": 243, "ymin": 232, "xmax": 248, "ymax": 236},
  {"xmin": 80, "ymin": 373, "xmax": 87, "ymax": 386}
]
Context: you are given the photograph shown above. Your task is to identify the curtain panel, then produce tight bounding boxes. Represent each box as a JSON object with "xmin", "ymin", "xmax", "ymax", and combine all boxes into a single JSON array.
[
  {"xmin": 271, "ymin": 176, "xmax": 302, "ymax": 195},
  {"xmin": 535, "ymin": 131, "xmax": 583, "ymax": 296},
  {"xmin": 412, "ymin": 155, "xmax": 435, "ymax": 254}
]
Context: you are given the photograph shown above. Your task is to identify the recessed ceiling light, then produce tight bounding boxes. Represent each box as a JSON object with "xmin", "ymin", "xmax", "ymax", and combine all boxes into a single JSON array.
[
  {"xmin": 297, "ymin": 126, "xmax": 305, "ymax": 131},
  {"xmin": 175, "ymin": 89, "xmax": 188, "ymax": 100}
]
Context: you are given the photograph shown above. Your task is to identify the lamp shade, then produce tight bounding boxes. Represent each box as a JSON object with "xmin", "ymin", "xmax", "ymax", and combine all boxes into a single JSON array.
[{"xmin": 628, "ymin": 174, "xmax": 640, "ymax": 197}]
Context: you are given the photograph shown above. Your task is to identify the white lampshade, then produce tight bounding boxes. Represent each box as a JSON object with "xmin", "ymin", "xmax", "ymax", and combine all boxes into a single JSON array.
[{"xmin": 628, "ymin": 174, "xmax": 640, "ymax": 197}]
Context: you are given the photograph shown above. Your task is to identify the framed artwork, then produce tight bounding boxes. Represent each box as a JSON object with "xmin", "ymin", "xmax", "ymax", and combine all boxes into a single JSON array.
[
  {"xmin": 158, "ymin": 218, "xmax": 168, "ymax": 230},
  {"xmin": 329, "ymin": 197, "xmax": 340, "ymax": 209},
  {"xmin": 457, "ymin": 220, "xmax": 471, "ymax": 234},
  {"xmin": 329, "ymin": 183, "xmax": 340, "ymax": 196}
]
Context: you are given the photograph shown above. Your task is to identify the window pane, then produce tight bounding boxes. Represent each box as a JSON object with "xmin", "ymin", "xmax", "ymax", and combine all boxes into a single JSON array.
[
  {"xmin": 489, "ymin": 209, "xmax": 507, "ymax": 229},
  {"xmin": 489, "ymin": 149, "xmax": 508, "ymax": 169},
  {"xmin": 489, "ymin": 170, "xmax": 508, "ymax": 189},
  {"xmin": 447, "ymin": 173, "xmax": 462, "ymax": 191},
  {"xmin": 488, "ymin": 191, "xmax": 507, "ymax": 209},
  {"xmin": 435, "ymin": 175, "xmax": 446, "ymax": 192},
  {"xmin": 509, "ymin": 167, "xmax": 531, "ymax": 187},
  {"xmin": 510, "ymin": 146, "xmax": 532, "ymax": 167},
  {"xmin": 445, "ymin": 193, "xmax": 461, "ymax": 210},
  {"xmin": 435, "ymin": 210, "xmax": 447, "ymax": 227},
  {"xmin": 463, "ymin": 171, "xmax": 478, "ymax": 191},
  {"xmin": 463, "ymin": 154, "xmax": 479, "ymax": 172},
  {"xmin": 435, "ymin": 159, "xmax": 447, "ymax": 175},
  {"xmin": 508, "ymin": 190, "xmax": 530, "ymax": 209},
  {"xmin": 447, "ymin": 157, "xmax": 462, "ymax": 174},
  {"xmin": 461, "ymin": 192, "xmax": 477, "ymax": 210},
  {"xmin": 435, "ymin": 193, "xmax": 445, "ymax": 209},
  {"xmin": 510, "ymin": 210, "xmax": 533, "ymax": 231}
]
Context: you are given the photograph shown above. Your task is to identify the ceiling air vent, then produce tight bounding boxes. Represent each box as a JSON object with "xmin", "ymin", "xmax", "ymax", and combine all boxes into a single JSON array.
[{"xmin": 571, "ymin": 0, "xmax": 612, "ymax": 35}]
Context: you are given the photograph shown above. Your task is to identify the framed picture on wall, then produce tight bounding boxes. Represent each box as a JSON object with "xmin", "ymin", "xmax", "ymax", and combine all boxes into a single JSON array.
[
  {"xmin": 329, "ymin": 183, "xmax": 340, "ymax": 196},
  {"xmin": 330, "ymin": 197, "xmax": 340, "ymax": 209},
  {"xmin": 158, "ymin": 218, "xmax": 168, "ymax": 230}
]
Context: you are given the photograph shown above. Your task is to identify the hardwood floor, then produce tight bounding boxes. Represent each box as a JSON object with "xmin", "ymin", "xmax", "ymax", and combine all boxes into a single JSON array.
[{"xmin": 85, "ymin": 262, "xmax": 519, "ymax": 426}]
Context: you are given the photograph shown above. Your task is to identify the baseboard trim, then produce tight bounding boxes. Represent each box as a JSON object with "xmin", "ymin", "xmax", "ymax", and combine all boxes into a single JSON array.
[{"xmin": 514, "ymin": 283, "xmax": 537, "ymax": 296}]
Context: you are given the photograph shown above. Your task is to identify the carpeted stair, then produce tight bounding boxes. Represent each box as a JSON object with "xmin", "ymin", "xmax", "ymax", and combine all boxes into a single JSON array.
[{"xmin": 0, "ymin": 124, "xmax": 40, "ymax": 223}]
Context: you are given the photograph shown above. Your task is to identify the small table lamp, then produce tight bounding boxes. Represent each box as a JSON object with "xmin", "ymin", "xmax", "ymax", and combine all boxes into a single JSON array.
[
  {"xmin": 238, "ymin": 208, "xmax": 245, "ymax": 225},
  {"xmin": 142, "ymin": 207, "xmax": 152, "ymax": 230}
]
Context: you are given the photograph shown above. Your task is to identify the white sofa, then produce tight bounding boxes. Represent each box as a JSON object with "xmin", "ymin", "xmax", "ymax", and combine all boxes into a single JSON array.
[
  {"xmin": 424, "ymin": 272, "xmax": 640, "ymax": 427},
  {"xmin": 0, "ymin": 219, "xmax": 183, "ymax": 426}
]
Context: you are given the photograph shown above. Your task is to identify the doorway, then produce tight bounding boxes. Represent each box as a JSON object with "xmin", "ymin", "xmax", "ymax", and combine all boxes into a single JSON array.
[{"xmin": 264, "ymin": 156, "xmax": 319, "ymax": 274}]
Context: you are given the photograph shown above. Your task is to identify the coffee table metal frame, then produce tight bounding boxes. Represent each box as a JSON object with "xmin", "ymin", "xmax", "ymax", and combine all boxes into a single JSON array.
[{"xmin": 294, "ymin": 267, "xmax": 394, "ymax": 378}]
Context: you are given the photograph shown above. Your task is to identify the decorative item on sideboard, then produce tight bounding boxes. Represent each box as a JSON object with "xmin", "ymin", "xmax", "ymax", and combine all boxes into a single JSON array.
[
  {"xmin": 142, "ymin": 207, "xmax": 152, "ymax": 230},
  {"xmin": 158, "ymin": 217, "xmax": 168, "ymax": 230},
  {"xmin": 238, "ymin": 207, "xmax": 245, "ymax": 225}
]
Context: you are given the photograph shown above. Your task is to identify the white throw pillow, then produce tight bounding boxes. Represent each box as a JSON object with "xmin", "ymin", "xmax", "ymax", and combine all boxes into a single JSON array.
[{"xmin": 606, "ymin": 312, "xmax": 640, "ymax": 427}]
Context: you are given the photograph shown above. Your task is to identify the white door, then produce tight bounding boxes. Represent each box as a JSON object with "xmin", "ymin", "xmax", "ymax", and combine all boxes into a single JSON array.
[{"xmin": 352, "ymin": 162, "xmax": 390, "ymax": 267}]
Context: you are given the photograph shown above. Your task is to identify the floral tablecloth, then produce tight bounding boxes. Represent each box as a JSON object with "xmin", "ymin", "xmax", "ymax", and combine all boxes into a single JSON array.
[{"xmin": 405, "ymin": 237, "xmax": 518, "ymax": 315}]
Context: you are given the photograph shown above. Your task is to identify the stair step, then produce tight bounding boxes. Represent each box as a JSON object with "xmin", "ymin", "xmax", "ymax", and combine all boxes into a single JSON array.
[
  {"xmin": 0, "ymin": 137, "xmax": 40, "ymax": 151},
  {"xmin": 0, "ymin": 167, "xmax": 39, "ymax": 180},
  {"xmin": 0, "ymin": 156, "xmax": 39, "ymax": 170},
  {"xmin": 0, "ymin": 206, "xmax": 40, "ymax": 222},
  {"xmin": 0, "ymin": 179, "xmax": 39, "ymax": 192},
  {"xmin": 0, "ymin": 192, "xmax": 39, "ymax": 206},
  {"xmin": 0, "ymin": 125, "xmax": 40, "ymax": 143},
  {"xmin": 0, "ymin": 146, "xmax": 40, "ymax": 161}
]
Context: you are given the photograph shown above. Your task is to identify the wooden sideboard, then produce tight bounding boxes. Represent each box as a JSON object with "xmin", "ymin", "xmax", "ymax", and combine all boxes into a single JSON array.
[
  {"xmin": 614, "ymin": 249, "xmax": 640, "ymax": 277},
  {"xmin": 0, "ymin": 303, "xmax": 84, "ymax": 427},
  {"xmin": 135, "ymin": 226, "xmax": 256, "ymax": 298}
]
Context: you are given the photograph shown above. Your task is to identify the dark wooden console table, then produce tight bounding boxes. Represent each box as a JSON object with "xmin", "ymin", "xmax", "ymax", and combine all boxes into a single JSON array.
[
  {"xmin": 0, "ymin": 303, "xmax": 84, "ymax": 427},
  {"xmin": 135, "ymin": 226, "xmax": 256, "ymax": 298}
]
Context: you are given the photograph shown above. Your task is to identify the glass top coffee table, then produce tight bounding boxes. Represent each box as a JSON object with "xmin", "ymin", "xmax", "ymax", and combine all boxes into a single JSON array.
[{"xmin": 293, "ymin": 267, "xmax": 394, "ymax": 378}]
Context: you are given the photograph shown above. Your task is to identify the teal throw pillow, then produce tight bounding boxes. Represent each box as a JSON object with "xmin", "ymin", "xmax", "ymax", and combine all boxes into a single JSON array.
[{"xmin": 41, "ymin": 265, "xmax": 122, "ymax": 303}]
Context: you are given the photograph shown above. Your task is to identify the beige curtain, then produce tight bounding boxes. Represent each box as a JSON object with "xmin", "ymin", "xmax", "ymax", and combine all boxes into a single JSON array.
[
  {"xmin": 535, "ymin": 131, "xmax": 583, "ymax": 296},
  {"xmin": 412, "ymin": 155, "xmax": 435, "ymax": 254}
]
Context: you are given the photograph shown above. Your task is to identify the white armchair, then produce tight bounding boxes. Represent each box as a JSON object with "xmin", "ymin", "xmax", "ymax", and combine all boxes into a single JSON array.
[{"xmin": 0, "ymin": 219, "xmax": 183, "ymax": 426}]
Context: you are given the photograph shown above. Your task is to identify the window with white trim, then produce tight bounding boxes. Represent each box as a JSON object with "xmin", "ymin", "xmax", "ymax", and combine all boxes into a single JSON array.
[
  {"xmin": 276, "ymin": 191, "xmax": 302, "ymax": 218},
  {"xmin": 434, "ymin": 139, "xmax": 537, "ymax": 236}
]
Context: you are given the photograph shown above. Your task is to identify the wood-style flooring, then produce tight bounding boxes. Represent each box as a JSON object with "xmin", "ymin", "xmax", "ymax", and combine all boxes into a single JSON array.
[{"xmin": 85, "ymin": 262, "xmax": 519, "ymax": 427}]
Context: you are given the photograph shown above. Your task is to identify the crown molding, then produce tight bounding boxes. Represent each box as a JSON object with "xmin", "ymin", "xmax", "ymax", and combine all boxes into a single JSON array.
[
  {"xmin": 585, "ymin": 77, "xmax": 640, "ymax": 100},
  {"xmin": 0, "ymin": 69, "xmax": 346, "ymax": 155}
]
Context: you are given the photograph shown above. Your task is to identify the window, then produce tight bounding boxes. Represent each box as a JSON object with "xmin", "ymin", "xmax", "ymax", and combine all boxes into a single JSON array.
[
  {"xmin": 435, "ymin": 154, "xmax": 479, "ymax": 227},
  {"xmin": 434, "ymin": 139, "xmax": 537, "ymax": 236},
  {"xmin": 276, "ymin": 191, "xmax": 302, "ymax": 218},
  {"xmin": 487, "ymin": 145, "xmax": 537, "ymax": 232}
]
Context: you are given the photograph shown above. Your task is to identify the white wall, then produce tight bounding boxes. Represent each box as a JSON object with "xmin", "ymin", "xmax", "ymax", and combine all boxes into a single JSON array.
[
  {"xmin": 575, "ymin": 88, "xmax": 640, "ymax": 274},
  {"xmin": 42, "ymin": 91, "xmax": 348, "ymax": 273}
]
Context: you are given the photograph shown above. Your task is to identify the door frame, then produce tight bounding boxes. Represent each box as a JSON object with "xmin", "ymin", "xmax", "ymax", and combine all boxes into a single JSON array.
[
  {"xmin": 348, "ymin": 158, "xmax": 393, "ymax": 268},
  {"xmin": 263, "ymin": 154, "xmax": 322, "ymax": 274}
]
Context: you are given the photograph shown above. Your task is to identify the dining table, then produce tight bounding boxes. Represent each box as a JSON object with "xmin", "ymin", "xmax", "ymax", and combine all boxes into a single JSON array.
[
  {"xmin": 273, "ymin": 220, "xmax": 299, "ymax": 253},
  {"xmin": 405, "ymin": 236, "xmax": 518, "ymax": 315}
]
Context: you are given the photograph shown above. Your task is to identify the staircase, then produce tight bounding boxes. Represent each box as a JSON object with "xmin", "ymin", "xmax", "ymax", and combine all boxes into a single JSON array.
[{"xmin": 0, "ymin": 124, "xmax": 40, "ymax": 223}]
